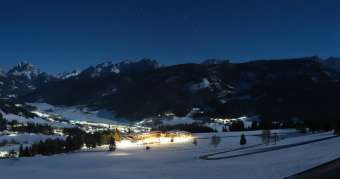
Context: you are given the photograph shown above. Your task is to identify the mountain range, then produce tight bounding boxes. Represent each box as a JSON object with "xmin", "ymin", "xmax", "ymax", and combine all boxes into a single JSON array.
[
  {"xmin": 0, "ymin": 59, "xmax": 159, "ymax": 99},
  {"xmin": 1, "ymin": 56, "xmax": 340, "ymax": 125}
]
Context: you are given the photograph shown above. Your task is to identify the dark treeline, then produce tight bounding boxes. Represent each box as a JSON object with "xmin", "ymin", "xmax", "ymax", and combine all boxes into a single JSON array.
[
  {"xmin": 223, "ymin": 118, "xmax": 339, "ymax": 132},
  {"xmin": 19, "ymin": 128, "xmax": 121, "ymax": 157},
  {"xmin": 0, "ymin": 116, "xmax": 54, "ymax": 135},
  {"xmin": 156, "ymin": 123, "xmax": 217, "ymax": 133},
  {"xmin": 19, "ymin": 137, "xmax": 80, "ymax": 157},
  {"xmin": 155, "ymin": 119, "xmax": 330, "ymax": 133},
  {"xmin": 0, "ymin": 114, "xmax": 6, "ymax": 131},
  {"xmin": 0, "ymin": 138, "xmax": 19, "ymax": 147},
  {"xmin": 10, "ymin": 121, "xmax": 54, "ymax": 135},
  {"xmin": 227, "ymin": 120, "xmax": 290, "ymax": 131},
  {"xmin": 63, "ymin": 128, "xmax": 122, "ymax": 147}
]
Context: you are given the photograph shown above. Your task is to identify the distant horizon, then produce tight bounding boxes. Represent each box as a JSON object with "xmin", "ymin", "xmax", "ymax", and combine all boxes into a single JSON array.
[{"xmin": 0, "ymin": 55, "xmax": 337, "ymax": 74}]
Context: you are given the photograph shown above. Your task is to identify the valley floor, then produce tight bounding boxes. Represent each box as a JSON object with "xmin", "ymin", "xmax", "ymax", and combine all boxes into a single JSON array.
[{"xmin": 0, "ymin": 130, "xmax": 340, "ymax": 179}]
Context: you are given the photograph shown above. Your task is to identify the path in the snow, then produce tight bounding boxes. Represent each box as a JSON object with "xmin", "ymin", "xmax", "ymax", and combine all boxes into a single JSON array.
[{"xmin": 200, "ymin": 135, "xmax": 339, "ymax": 160}]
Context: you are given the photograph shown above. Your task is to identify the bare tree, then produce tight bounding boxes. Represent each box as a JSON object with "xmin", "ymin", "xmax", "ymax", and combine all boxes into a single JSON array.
[
  {"xmin": 193, "ymin": 138, "xmax": 198, "ymax": 146},
  {"xmin": 261, "ymin": 130, "xmax": 271, "ymax": 145},
  {"xmin": 211, "ymin": 135, "xmax": 221, "ymax": 148}
]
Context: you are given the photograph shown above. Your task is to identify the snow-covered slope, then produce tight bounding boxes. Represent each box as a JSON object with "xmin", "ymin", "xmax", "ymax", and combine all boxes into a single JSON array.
[
  {"xmin": 80, "ymin": 59, "xmax": 159, "ymax": 78},
  {"xmin": 0, "ymin": 131, "xmax": 339, "ymax": 179},
  {"xmin": 28, "ymin": 103, "xmax": 130, "ymax": 125},
  {"xmin": 56, "ymin": 70, "xmax": 81, "ymax": 80}
]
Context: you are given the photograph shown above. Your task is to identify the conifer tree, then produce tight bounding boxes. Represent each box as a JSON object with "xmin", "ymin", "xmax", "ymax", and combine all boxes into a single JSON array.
[
  {"xmin": 19, "ymin": 144, "xmax": 24, "ymax": 157},
  {"xmin": 251, "ymin": 121, "xmax": 258, "ymax": 130},
  {"xmin": 109, "ymin": 137, "xmax": 116, "ymax": 151},
  {"xmin": 24, "ymin": 147, "xmax": 31, "ymax": 157},
  {"xmin": 240, "ymin": 133, "xmax": 247, "ymax": 145}
]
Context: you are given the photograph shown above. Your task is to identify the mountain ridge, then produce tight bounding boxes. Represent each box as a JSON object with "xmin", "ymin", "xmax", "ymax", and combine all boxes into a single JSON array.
[
  {"xmin": 1, "ymin": 57, "xmax": 340, "ymax": 126},
  {"xmin": 15, "ymin": 57, "xmax": 340, "ymax": 127}
]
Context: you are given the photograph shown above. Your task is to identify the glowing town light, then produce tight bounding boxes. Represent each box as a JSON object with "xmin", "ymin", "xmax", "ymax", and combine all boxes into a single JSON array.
[
  {"xmin": 116, "ymin": 140, "xmax": 139, "ymax": 149},
  {"xmin": 0, "ymin": 151, "xmax": 9, "ymax": 158},
  {"xmin": 115, "ymin": 135, "xmax": 193, "ymax": 149}
]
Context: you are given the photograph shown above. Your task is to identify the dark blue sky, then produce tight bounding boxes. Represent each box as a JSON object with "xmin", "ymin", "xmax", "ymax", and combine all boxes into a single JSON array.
[{"xmin": 0, "ymin": 0, "xmax": 340, "ymax": 73}]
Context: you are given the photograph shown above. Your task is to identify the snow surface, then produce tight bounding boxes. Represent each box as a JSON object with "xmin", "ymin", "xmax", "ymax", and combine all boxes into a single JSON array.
[
  {"xmin": 57, "ymin": 70, "xmax": 80, "ymax": 80},
  {"xmin": 0, "ymin": 130, "xmax": 338, "ymax": 179},
  {"xmin": 28, "ymin": 103, "xmax": 129, "ymax": 125},
  {"xmin": 190, "ymin": 78, "xmax": 211, "ymax": 91},
  {"xmin": 1, "ymin": 110, "xmax": 73, "ymax": 128},
  {"xmin": 162, "ymin": 116, "xmax": 197, "ymax": 125}
]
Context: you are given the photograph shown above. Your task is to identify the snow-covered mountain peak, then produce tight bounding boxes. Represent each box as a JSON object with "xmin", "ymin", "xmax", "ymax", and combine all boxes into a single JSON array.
[
  {"xmin": 7, "ymin": 61, "xmax": 40, "ymax": 80},
  {"xmin": 0, "ymin": 68, "xmax": 6, "ymax": 77},
  {"xmin": 95, "ymin": 62, "xmax": 120, "ymax": 73},
  {"xmin": 86, "ymin": 61, "xmax": 120, "ymax": 78},
  {"xmin": 57, "ymin": 70, "xmax": 81, "ymax": 80},
  {"xmin": 80, "ymin": 59, "xmax": 159, "ymax": 78}
]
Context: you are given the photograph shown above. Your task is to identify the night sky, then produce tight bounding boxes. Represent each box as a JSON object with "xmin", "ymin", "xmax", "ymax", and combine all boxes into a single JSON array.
[{"xmin": 0, "ymin": 0, "xmax": 340, "ymax": 73}]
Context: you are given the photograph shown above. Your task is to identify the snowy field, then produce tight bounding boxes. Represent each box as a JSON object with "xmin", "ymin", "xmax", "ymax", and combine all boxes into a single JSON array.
[
  {"xmin": 0, "ymin": 130, "xmax": 339, "ymax": 179},
  {"xmin": 28, "ymin": 103, "xmax": 130, "ymax": 124},
  {"xmin": 2, "ymin": 112, "xmax": 73, "ymax": 128}
]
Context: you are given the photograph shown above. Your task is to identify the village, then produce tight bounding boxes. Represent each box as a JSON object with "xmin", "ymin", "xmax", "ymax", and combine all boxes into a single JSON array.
[{"xmin": 0, "ymin": 105, "xmax": 195, "ymax": 158}]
